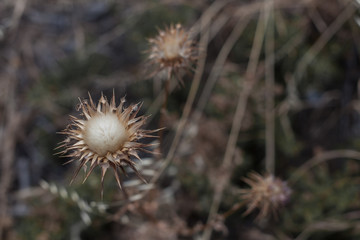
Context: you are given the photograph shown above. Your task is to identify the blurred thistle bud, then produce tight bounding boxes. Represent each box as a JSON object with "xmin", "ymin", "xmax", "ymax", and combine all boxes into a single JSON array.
[
  {"xmin": 239, "ymin": 172, "xmax": 291, "ymax": 220},
  {"xmin": 57, "ymin": 92, "xmax": 161, "ymax": 198},
  {"xmin": 147, "ymin": 23, "xmax": 197, "ymax": 85}
]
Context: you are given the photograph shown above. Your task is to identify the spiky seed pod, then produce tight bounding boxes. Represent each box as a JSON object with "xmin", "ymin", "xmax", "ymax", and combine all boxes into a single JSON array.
[
  {"xmin": 239, "ymin": 172, "xmax": 291, "ymax": 220},
  {"xmin": 57, "ymin": 92, "xmax": 160, "ymax": 198},
  {"xmin": 147, "ymin": 23, "xmax": 197, "ymax": 84}
]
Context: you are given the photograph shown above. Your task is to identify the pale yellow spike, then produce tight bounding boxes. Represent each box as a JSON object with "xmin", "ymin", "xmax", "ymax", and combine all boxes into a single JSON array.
[
  {"xmin": 87, "ymin": 92, "xmax": 96, "ymax": 108},
  {"xmin": 70, "ymin": 159, "xmax": 87, "ymax": 185},
  {"xmin": 100, "ymin": 163, "xmax": 109, "ymax": 200},
  {"xmin": 82, "ymin": 162, "xmax": 97, "ymax": 184}
]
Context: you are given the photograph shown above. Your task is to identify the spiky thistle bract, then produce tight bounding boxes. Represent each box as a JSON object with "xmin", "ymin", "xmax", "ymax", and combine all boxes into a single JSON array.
[{"xmin": 57, "ymin": 92, "xmax": 160, "ymax": 198}]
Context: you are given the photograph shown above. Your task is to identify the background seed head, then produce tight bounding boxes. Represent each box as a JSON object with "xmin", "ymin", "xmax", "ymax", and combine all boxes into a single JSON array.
[
  {"xmin": 147, "ymin": 23, "xmax": 197, "ymax": 81},
  {"xmin": 240, "ymin": 172, "xmax": 291, "ymax": 220}
]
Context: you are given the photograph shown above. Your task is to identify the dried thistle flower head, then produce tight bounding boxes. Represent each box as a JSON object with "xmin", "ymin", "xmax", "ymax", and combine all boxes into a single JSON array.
[
  {"xmin": 57, "ymin": 92, "xmax": 160, "ymax": 197},
  {"xmin": 147, "ymin": 23, "xmax": 197, "ymax": 84},
  {"xmin": 240, "ymin": 172, "xmax": 291, "ymax": 220}
]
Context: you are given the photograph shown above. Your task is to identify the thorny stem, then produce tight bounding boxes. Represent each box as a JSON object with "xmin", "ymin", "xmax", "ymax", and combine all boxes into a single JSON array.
[
  {"xmin": 163, "ymin": 70, "xmax": 171, "ymax": 110},
  {"xmin": 221, "ymin": 202, "xmax": 246, "ymax": 219},
  {"xmin": 158, "ymin": 71, "xmax": 171, "ymax": 147},
  {"xmin": 145, "ymin": 82, "xmax": 176, "ymax": 125}
]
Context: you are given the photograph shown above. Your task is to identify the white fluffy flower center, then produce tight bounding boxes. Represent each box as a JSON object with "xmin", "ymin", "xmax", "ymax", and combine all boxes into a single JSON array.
[{"xmin": 83, "ymin": 113, "xmax": 128, "ymax": 156}]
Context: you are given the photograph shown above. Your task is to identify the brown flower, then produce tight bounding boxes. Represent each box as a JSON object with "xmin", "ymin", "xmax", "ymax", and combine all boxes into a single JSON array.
[
  {"xmin": 240, "ymin": 172, "xmax": 291, "ymax": 220},
  {"xmin": 147, "ymin": 23, "xmax": 197, "ymax": 84},
  {"xmin": 57, "ymin": 92, "xmax": 160, "ymax": 197}
]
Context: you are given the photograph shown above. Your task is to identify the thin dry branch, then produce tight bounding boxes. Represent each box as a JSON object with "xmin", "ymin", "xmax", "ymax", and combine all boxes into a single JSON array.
[
  {"xmin": 289, "ymin": 149, "xmax": 360, "ymax": 184},
  {"xmin": 294, "ymin": 219, "xmax": 354, "ymax": 240}
]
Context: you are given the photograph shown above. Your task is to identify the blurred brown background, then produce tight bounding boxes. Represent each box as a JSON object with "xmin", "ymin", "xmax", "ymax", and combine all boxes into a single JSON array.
[{"xmin": 1, "ymin": 0, "xmax": 360, "ymax": 239}]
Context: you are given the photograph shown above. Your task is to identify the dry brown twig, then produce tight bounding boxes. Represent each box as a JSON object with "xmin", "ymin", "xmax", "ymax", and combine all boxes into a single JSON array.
[
  {"xmin": 289, "ymin": 149, "xmax": 360, "ymax": 184},
  {"xmin": 294, "ymin": 219, "xmax": 354, "ymax": 240}
]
